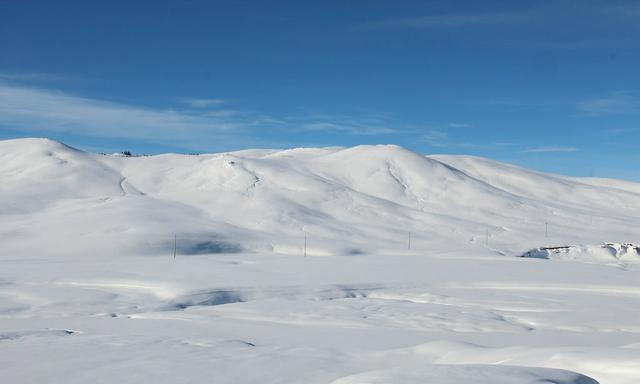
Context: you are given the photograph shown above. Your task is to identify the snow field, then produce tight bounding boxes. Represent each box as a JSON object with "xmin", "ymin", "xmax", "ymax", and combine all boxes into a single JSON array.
[{"xmin": 2, "ymin": 138, "xmax": 640, "ymax": 383}]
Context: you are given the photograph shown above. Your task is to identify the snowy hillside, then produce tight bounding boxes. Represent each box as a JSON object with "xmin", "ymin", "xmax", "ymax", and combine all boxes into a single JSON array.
[
  {"xmin": 2, "ymin": 138, "xmax": 640, "ymax": 384},
  {"xmin": 1, "ymin": 138, "xmax": 639, "ymax": 259}
]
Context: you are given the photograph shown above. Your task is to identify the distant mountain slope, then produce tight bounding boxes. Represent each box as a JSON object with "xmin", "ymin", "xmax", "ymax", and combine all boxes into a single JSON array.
[
  {"xmin": 429, "ymin": 154, "xmax": 640, "ymax": 212},
  {"xmin": 0, "ymin": 138, "xmax": 124, "ymax": 213},
  {"xmin": 1, "ymin": 138, "xmax": 639, "ymax": 258}
]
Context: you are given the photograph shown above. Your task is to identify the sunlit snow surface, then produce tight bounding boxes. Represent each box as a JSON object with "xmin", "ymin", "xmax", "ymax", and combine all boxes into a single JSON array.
[{"xmin": 1, "ymin": 138, "xmax": 640, "ymax": 383}]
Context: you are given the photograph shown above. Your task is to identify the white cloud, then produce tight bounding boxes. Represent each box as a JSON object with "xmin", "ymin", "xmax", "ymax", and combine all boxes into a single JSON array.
[
  {"xmin": 0, "ymin": 83, "xmax": 402, "ymax": 150},
  {"xmin": 421, "ymin": 129, "xmax": 517, "ymax": 150},
  {"xmin": 606, "ymin": 127, "xmax": 638, "ymax": 134},
  {"xmin": 463, "ymin": 98, "xmax": 562, "ymax": 107},
  {"xmin": 579, "ymin": 92, "xmax": 640, "ymax": 115},
  {"xmin": 298, "ymin": 121, "xmax": 396, "ymax": 136},
  {"xmin": 448, "ymin": 123, "xmax": 473, "ymax": 128},
  {"xmin": 421, "ymin": 130, "xmax": 448, "ymax": 146},
  {"xmin": 182, "ymin": 98, "xmax": 227, "ymax": 108},
  {"xmin": 0, "ymin": 83, "xmax": 252, "ymax": 147},
  {"xmin": 0, "ymin": 71, "xmax": 79, "ymax": 82},
  {"xmin": 523, "ymin": 146, "xmax": 579, "ymax": 153}
]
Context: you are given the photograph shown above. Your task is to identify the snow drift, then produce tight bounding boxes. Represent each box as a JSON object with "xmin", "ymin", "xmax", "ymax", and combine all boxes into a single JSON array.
[{"xmin": 522, "ymin": 243, "xmax": 640, "ymax": 263}]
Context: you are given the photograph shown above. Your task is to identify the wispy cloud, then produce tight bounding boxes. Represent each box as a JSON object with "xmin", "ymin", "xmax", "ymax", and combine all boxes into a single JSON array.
[
  {"xmin": 420, "ymin": 130, "xmax": 449, "ymax": 147},
  {"xmin": 418, "ymin": 121, "xmax": 477, "ymax": 146},
  {"xmin": 448, "ymin": 122, "xmax": 473, "ymax": 128},
  {"xmin": 606, "ymin": 127, "xmax": 638, "ymax": 134},
  {"xmin": 517, "ymin": 39, "xmax": 640, "ymax": 50},
  {"xmin": 361, "ymin": 1, "xmax": 640, "ymax": 31},
  {"xmin": 466, "ymin": 92, "xmax": 640, "ymax": 116},
  {"xmin": 294, "ymin": 115, "xmax": 398, "ymax": 136},
  {"xmin": 603, "ymin": 3, "xmax": 640, "ymax": 18},
  {"xmin": 419, "ymin": 125, "xmax": 518, "ymax": 150},
  {"xmin": 463, "ymin": 98, "xmax": 563, "ymax": 107},
  {"xmin": 0, "ymin": 82, "xmax": 400, "ymax": 150},
  {"xmin": 0, "ymin": 82, "xmax": 248, "ymax": 147},
  {"xmin": 181, "ymin": 98, "xmax": 227, "ymax": 108},
  {"xmin": 579, "ymin": 91, "xmax": 640, "ymax": 115},
  {"xmin": 523, "ymin": 146, "xmax": 579, "ymax": 153},
  {"xmin": 361, "ymin": 10, "xmax": 532, "ymax": 30},
  {"xmin": 0, "ymin": 71, "xmax": 80, "ymax": 83}
]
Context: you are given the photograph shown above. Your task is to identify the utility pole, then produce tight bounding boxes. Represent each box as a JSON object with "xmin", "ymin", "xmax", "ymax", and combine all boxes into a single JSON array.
[
  {"xmin": 304, "ymin": 235, "xmax": 307, "ymax": 257},
  {"xmin": 408, "ymin": 231, "xmax": 411, "ymax": 250},
  {"xmin": 545, "ymin": 222, "xmax": 548, "ymax": 238},
  {"xmin": 485, "ymin": 229, "xmax": 489, "ymax": 246},
  {"xmin": 173, "ymin": 234, "xmax": 177, "ymax": 259}
]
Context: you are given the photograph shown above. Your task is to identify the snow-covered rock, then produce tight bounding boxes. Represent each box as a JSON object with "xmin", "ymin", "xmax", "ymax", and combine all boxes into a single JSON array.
[{"xmin": 522, "ymin": 243, "xmax": 640, "ymax": 264}]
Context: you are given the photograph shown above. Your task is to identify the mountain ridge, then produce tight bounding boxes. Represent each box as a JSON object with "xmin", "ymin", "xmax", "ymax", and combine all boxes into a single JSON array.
[{"xmin": 1, "ymin": 137, "xmax": 638, "ymax": 258}]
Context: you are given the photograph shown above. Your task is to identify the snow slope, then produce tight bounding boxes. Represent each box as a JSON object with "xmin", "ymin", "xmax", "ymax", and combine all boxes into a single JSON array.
[
  {"xmin": 1, "ymin": 138, "xmax": 640, "ymax": 383},
  {"xmin": 2, "ymin": 138, "xmax": 639, "ymax": 258}
]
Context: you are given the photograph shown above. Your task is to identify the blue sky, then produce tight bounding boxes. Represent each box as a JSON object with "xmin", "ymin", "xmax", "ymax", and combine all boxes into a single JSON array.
[{"xmin": 1, "ymin": 0, "xmax": 639, "ymax": 180}]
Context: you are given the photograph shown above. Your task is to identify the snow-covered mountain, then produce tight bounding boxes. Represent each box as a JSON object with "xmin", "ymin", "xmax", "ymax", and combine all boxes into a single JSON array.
[{"xmin": 1, "ymin": 138, "xmax": 638, "ymax": 259}]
